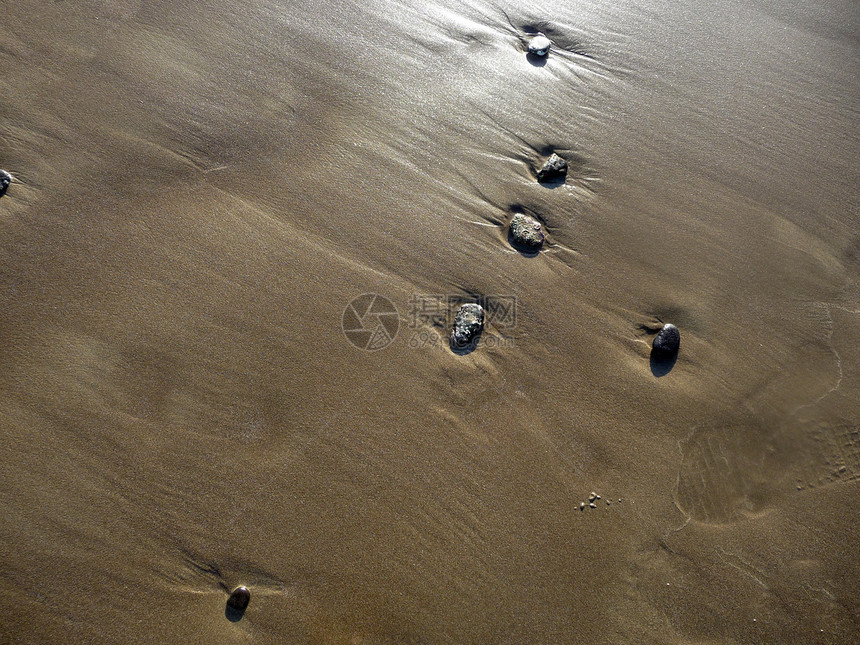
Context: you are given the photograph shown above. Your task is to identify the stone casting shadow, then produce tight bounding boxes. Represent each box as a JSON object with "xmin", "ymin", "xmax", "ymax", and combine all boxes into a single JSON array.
[
  {"xmin": 536, "ymin": 175, "xmax": 566, "ymax": 189},
  {"xmin": 507, "ymin": 228, "xmax": 542, "ymax": 257},
  {"xmin": 526, "ymin": 52, "xmax": 548, "ymax": 67},
  {"xmin": 225, "ymin": 603, "xmax": 246, "ymax": 622},
  {"xmin": 649, "ymin": 349, "xmax": 678, "ymax": 377},
  {"xmin": 450, "ymin": 328, "xmax": 484, "ymax": 356}
]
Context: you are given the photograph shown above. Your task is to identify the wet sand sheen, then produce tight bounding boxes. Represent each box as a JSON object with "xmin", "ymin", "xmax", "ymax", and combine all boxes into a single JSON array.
[{"xmin": 1, "ymin": 0, "xmax": 859, "ymax": 643}]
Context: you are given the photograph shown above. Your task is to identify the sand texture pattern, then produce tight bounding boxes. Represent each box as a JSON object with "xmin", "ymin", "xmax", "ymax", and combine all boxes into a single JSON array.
[{"xmin": 1, "ymin": 0, "xmax": 858, "ymax": 643}]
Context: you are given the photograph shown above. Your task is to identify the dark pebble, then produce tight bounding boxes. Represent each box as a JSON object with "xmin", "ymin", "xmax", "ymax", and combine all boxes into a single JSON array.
[
  {"xmin": 450, "ymin": 303, "xmax": 484, "ymax": 348},
  {"xmin": 0, "ymin": 170, "xmax": 11, "ymax": 198},
  {"xmin": 227, "ymin": 586, "xmax": 251, "ymax": 613},
  {"xmin": 652, "ymin": 323, "xmax": 680, "ymax": 355},
  {"xmin": 537, "ymin": 153, "xmax": 567, "ymax": 182},
  {"xmin": 509, "ymin": 213, "xmax": 544, "ymax": 250}
]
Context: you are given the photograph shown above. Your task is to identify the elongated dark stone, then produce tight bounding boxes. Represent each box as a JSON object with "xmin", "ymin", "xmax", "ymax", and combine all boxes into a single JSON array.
[
  {"xmin": 0, "ymin": 170, "xmax": 11, "ymax": 198},
  {"xmin": 227, "ymin": 586, "xmax": 250, "ymax": 614},
  {"xmin": 652, "ymin": 323, "xmax": 680, "ymax": 355},
  {"xmin": 450, "ymin": 303, "xmax": 484, "ymax": 349}
]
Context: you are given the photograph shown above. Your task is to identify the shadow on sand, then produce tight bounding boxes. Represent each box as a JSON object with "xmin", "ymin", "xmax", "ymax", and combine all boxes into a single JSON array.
[
  {"xmin": 526, "ymin": 52, "xmax": 548, "ymax": 67},
  {"xmin": 649, "ymin": 349, "xmax": 678, "ymax": 377},
  {"xmin": 507, "ymin": 228, "xmax": 542, "ymax": 257},
  {"xmin": 450, "ymin": 328, "xmax": 483, "ymax": 356}
]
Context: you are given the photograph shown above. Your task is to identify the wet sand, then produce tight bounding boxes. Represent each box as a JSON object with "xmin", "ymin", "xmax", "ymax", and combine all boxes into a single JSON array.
[{"xmin": 1, "ymin": 0, "xmax": 859, "ymax": 642}]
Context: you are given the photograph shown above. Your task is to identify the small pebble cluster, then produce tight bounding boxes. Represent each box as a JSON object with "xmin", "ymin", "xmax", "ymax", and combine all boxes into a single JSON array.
[{"xmin": 579, "ymin": 491, "xmax": 613, "ymax": 510}]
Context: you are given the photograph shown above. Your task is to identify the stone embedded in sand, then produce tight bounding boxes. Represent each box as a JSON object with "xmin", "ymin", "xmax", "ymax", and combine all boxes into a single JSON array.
[
  {"xmin": 652, "ymin": 323, "xmax": 681, "ymax": 355},
  {"xmin": 537, "ymin": 153, "xmax": 567, "ymax": 183},
  {"xmin": 509, "ymin": 213, "xmax": 544, "ymax": 250},
  {"xmin": 528, "ymin": 35, "xmax": 551, "ymax": 56},
  {"xmin": 227, "ymin": 586, "xmax": 251, "ymax": 614},
  {"xmin": 0, "ymin": 170, "xmax": 11, "ymax": 198},
  {"xmin": 450, "ymin": 303, "xmax": 484, "ymax": 348}
]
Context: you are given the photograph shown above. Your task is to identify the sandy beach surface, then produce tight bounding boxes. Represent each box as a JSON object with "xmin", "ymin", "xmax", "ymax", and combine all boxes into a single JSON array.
[{"xmin": 1, "ymin": 0, "xmax": 858, "ymax": 642}]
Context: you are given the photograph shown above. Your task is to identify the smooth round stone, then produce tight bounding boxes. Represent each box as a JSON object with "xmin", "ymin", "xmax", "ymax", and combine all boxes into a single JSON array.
[
  {"xmin": 652, "ymin": 323, "xmax": 681, "ymax": 355},
  {"xmin": 450, "ymin": 303, "xmax": 485, "ymax": 348},
  {"xmin": 0, "ymin": 170, "xmax": 11, "ymax": 198},
  {"xmin": 536, "ymin": 153, "xmax": 567, "ymax": 182},
  {"xmin": 226, "ymin": 586, "xmax": 251, "ymax": 613},
  {"xmin": 509, "ymin": 213, "xmax": 544, "ymax": 250},
  {"xmin": 528, "ymin": 35, "xmax": 551, "ymax": 56}
]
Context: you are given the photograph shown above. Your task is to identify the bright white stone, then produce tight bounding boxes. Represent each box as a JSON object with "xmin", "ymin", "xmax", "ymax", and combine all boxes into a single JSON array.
[{"xmin": 528, "ymin": 35, "xmax": 551, "ymax": 56}]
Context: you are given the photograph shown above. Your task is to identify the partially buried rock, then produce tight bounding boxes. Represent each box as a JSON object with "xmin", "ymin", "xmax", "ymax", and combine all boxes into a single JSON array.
[
  {"xmin": 0, "ymin": 170, "xmax": 11, "ymax": 198},
  {"xmin": 652, "ymin": 323, "xmax": 680, "ymax": 355},
  {"xmin": 226, "ymin": 586, "xmax": 251, "ymax": 617},
  {"xmin": 450, "ymin": 303, "xmax": 484, "ymax": 349},
  {"xmin": 537, "ymin": 153, "xmax": 567, "ymax": 183},
  {"xmin": 527, "ymin": 34, "xmax": 551, "ymax": 56},
  {"xmin": 509, "ymin": 213, "xmax": 544, "ymax": 250}
]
